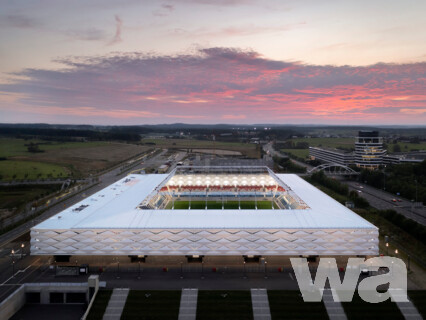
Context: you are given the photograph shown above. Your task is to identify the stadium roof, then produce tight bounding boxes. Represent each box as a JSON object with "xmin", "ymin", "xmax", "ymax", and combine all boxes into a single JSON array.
[{"xmin": 35, "ymin": 173, "xmax": 377, "ymax": 230}]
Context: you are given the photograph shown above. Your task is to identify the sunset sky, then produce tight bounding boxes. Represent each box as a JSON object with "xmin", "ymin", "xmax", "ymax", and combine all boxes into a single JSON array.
[{"xmin": 0, "ymin": 0, "xmax": 425, "ymax": 125}]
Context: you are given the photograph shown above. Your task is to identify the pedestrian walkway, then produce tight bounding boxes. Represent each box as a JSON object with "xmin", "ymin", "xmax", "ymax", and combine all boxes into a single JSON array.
[
  {"xmin": 390, "ymin": 290, "xmax": 423, "ymax": 320},
  {"xmin": 103, "ymin": 288, "xmax": 129, "ymax": 320},
  {"xmin": 251, "ymin": 288, "xmax": 271, "ymax": 320},
  {"xmin": 322, "ymin": 289, "xmax": 347, "ymax": 320},
  {"xmin": 178, "ymin": 288, "xmax": 198, "ymax": 320}
]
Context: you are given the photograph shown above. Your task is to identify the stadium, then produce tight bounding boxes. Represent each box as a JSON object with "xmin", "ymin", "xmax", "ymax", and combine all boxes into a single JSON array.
[
  {"xmin": 30, "ymin": 166, "xmax": 379, "ymax": 258},
  {"xmin": 140, "ymin": 166, "xmax": 308, "ymax": 211}
]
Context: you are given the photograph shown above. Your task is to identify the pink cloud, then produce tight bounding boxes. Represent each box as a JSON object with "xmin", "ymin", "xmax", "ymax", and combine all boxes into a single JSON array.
[
  {"xmin": 108, "ymin": 15, "xmax": 123, "ymax": 45},
  {"xmin": 1, "ymin": 47, "xmax": 425, "ymax": 124},
  {"xmin": 222, "ymin": 114, "xmax": 247, "ymax": 119}
]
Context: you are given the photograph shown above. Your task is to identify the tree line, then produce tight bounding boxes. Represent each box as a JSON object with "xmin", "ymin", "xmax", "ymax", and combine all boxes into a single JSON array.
[{"xmin": 360, "ymin": 160, "xmax": 426, "ymax": 205}]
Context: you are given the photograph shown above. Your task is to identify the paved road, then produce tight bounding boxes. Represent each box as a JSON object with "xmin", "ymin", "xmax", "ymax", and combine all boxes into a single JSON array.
[
  {"xmin": 0, "ymin": 255, "xmax": 52, "ymax": 303},
  {"xmin": 263, "ymin": 142, "xmax": 313, "ymax": 172},
  {"xmin": 345, "ymin": 181, "xmax": 426, "ymax": 225},
  {"xmin": 0, "ymin": 179, "xmax": 87, "ymax": 186},
  {"xmin": 263, "ymin": 142, "xmax": 284, "ymax": 159}
]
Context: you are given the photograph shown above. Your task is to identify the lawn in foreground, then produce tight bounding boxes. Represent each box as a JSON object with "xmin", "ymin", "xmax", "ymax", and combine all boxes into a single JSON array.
[
  {"xmin": 196, "ymin": 290, "xmax": 253, "ymax": 320},
  {"xmin": 121, "ymin": 290, "xmax": 181, "ymax": 320},
  {"xmin": 170, "ymin": 200, "xmax": 277, "ymax": 210},
  {"xmin": 268, "ymin": 290, "xmax": 329, "ymax": 320},
  {"xmin": 408, "ymin": 291, "xmax": 426, "ymax": 319},
  {"xmin": 342, "ymin": 292, "xmax": 404, "ymax": 320},
  {"xmin": 87, "ymin": 290, "xmax": 112, "ymax": 320}
]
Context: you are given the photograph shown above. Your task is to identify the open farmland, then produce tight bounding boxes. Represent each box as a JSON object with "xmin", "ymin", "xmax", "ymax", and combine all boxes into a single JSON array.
[
  {"xmin": 0, "ymin": 139, "xmax": 151, "ymax": 179},
  {"xmin": 280, "ymin": 149, "xmax": 310, "ymax": 159},
  {"xmin": 279, "ymin": 137, "xmax": 355, "ymax": 160},
  {"xmin": 388, "ymin": 141, "xmax": 426, "ymax": 152},
  {"xmin": 288, "ymin": 137, "xmax": 355, "ymax": 150},
  {"xmin": 0, "ymin": 160, "xmax": 69, "ymax": 181},
  {"xmin": 142, "ymin": 138, "xmax": 260, "ymax": 158},
  {"xmin": 0, "ymin": 139, "xmax": 108, "ymax": 158}
]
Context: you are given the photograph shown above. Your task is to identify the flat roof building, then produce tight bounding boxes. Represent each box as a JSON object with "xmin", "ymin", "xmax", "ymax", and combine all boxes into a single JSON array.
[
  {"xmin": 309, "ymin": 147, "xmax": 354, "ymax": 166},
  {"xmin": 31, "ymin": 167, "xmax": 378, "ymax": 257}
]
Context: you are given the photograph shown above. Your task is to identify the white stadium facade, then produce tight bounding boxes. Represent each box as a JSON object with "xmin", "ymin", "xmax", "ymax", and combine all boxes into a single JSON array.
[{"xmin": 31, "ymin": 166, "xmax": 379, "ymax": 258}]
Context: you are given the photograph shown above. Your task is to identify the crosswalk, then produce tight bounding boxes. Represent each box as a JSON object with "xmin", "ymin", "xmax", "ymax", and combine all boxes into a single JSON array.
[
  {"xmin": 178, "ymin": 288, "xmax": 198, "ymax": 320},
  {"xmin": 103, "ymin": 288, "xmax": 129, "ymax": 320},
  {"xmin": 251, "ymin": 288, "xmax": 272, "ymax": 320}
]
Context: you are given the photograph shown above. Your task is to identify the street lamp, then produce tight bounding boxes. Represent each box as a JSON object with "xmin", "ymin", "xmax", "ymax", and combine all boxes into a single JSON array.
[
  {"xmin": 11, "ymin": 249, "xmax": 15, "ymax": 277},
  {"xmin": 201, "ymin": 261, "xmax": 204, "ymax": 279},
  {"xmin": 415, "ymin": 180, "xmax": 418, "ymax": 203},
  {"xmin": 383, "ymin": 170, "xmax": 386, "ymax": 191},
  {"xmin": 21, "ymin": 243, "xmax": 24, "ymax": 259},
  {"xmin": 395, "ymin": 249, "xmax": 398, "ymax": 255},
  {"xmin": 243, "ymin": 261, "xmax": 247, "ymax": 279},
  {"xmin": 264, "ymin": 261, "xmax": 268, "ymax": 279},
  {"xmin": 115, "ymin": 257, "xmax": 120, "ymax": 279}
]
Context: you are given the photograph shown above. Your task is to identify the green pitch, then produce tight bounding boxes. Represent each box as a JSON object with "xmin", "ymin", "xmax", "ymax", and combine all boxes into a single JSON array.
[{"xmin": 166, "ymin": 200, "xmax": 278, "ymax": 210}]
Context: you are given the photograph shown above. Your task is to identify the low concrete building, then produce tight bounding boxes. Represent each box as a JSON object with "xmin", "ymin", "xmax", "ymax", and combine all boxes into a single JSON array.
[{"xmin": 309, "ymin": 147, "xmax": 354, "ymax": 166}]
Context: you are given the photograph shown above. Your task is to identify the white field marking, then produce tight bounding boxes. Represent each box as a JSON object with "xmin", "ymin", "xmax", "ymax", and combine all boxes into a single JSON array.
[
  {"xmin": 0, "ymin": 258, "xmax": 40, "ymax": 286},
  {"xmin": 289, "ymin": 273, "xmax": 294, "ymax": 281}
]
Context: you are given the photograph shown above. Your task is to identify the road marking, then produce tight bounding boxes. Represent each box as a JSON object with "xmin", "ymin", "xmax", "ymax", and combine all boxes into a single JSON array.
[{"xmin": 0, "ymin": 258, "xmax": 40, "ymax": 286}]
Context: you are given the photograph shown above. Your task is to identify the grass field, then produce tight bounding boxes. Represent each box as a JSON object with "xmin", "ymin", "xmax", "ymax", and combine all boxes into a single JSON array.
[
  {"xmin": 0, "ymin": 160, "xmax": 69, "ymax": 181},
  {"xmin": 408, "ymin": 291, "xmax": 426, "ymax": 318},
  {"xmin": 87, "ymin": 290, "xmax": 113, "ymax": 320},
  {"xmin": 288, "ymin": 137, "xmax": 355, "ymax": 150},
  {"xmin": 389, "ymin": 142, "xmax": 426, "ymax": 153},
  {"xmin": 121, "ymin": 290, "xmax": 181, "ymax": 320},
  {"xmin": 342, "ymin": 292, "xmax": 404, "ymax": 320},
  {"xmin": 0, "ymin": 184, "xmax": 61, "ymax": 210},
  {"xmin": 280, "ymin": 149, "xmax": 309, "ymax": 159},
  {"xmin": 167, "ymin": 200, "xmax": 278, "ymax": 209},
  {"xmin": 142, "ymin": 138, "xmax": 260, "ymax": 158},
  {"xmin": 0, "ymin": 138, "xmax": 109, "ymax": 158},
  {"xmin": 196, "ymin": 291, "xmax": 253, "ymax": 320},
  {"xmin": 0, "ymin": 138, "xmax": 151, "ymax": 179},
  {"xmin": 268, "ymin": 291, "xmax": 329, "ymax": 320}
]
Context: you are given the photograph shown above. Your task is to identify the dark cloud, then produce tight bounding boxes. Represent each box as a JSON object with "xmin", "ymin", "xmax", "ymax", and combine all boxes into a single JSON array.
[
  {"xmin": 153, "ymin": 4, "xmax": 175, "ymax": 16},
  {"xmin": 1, "ymin": 47, "xmax": 425, "ymax": 123},
  {"xmin": 0, "ymin": 14, "xmax": 42, "ymax": 29}
]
